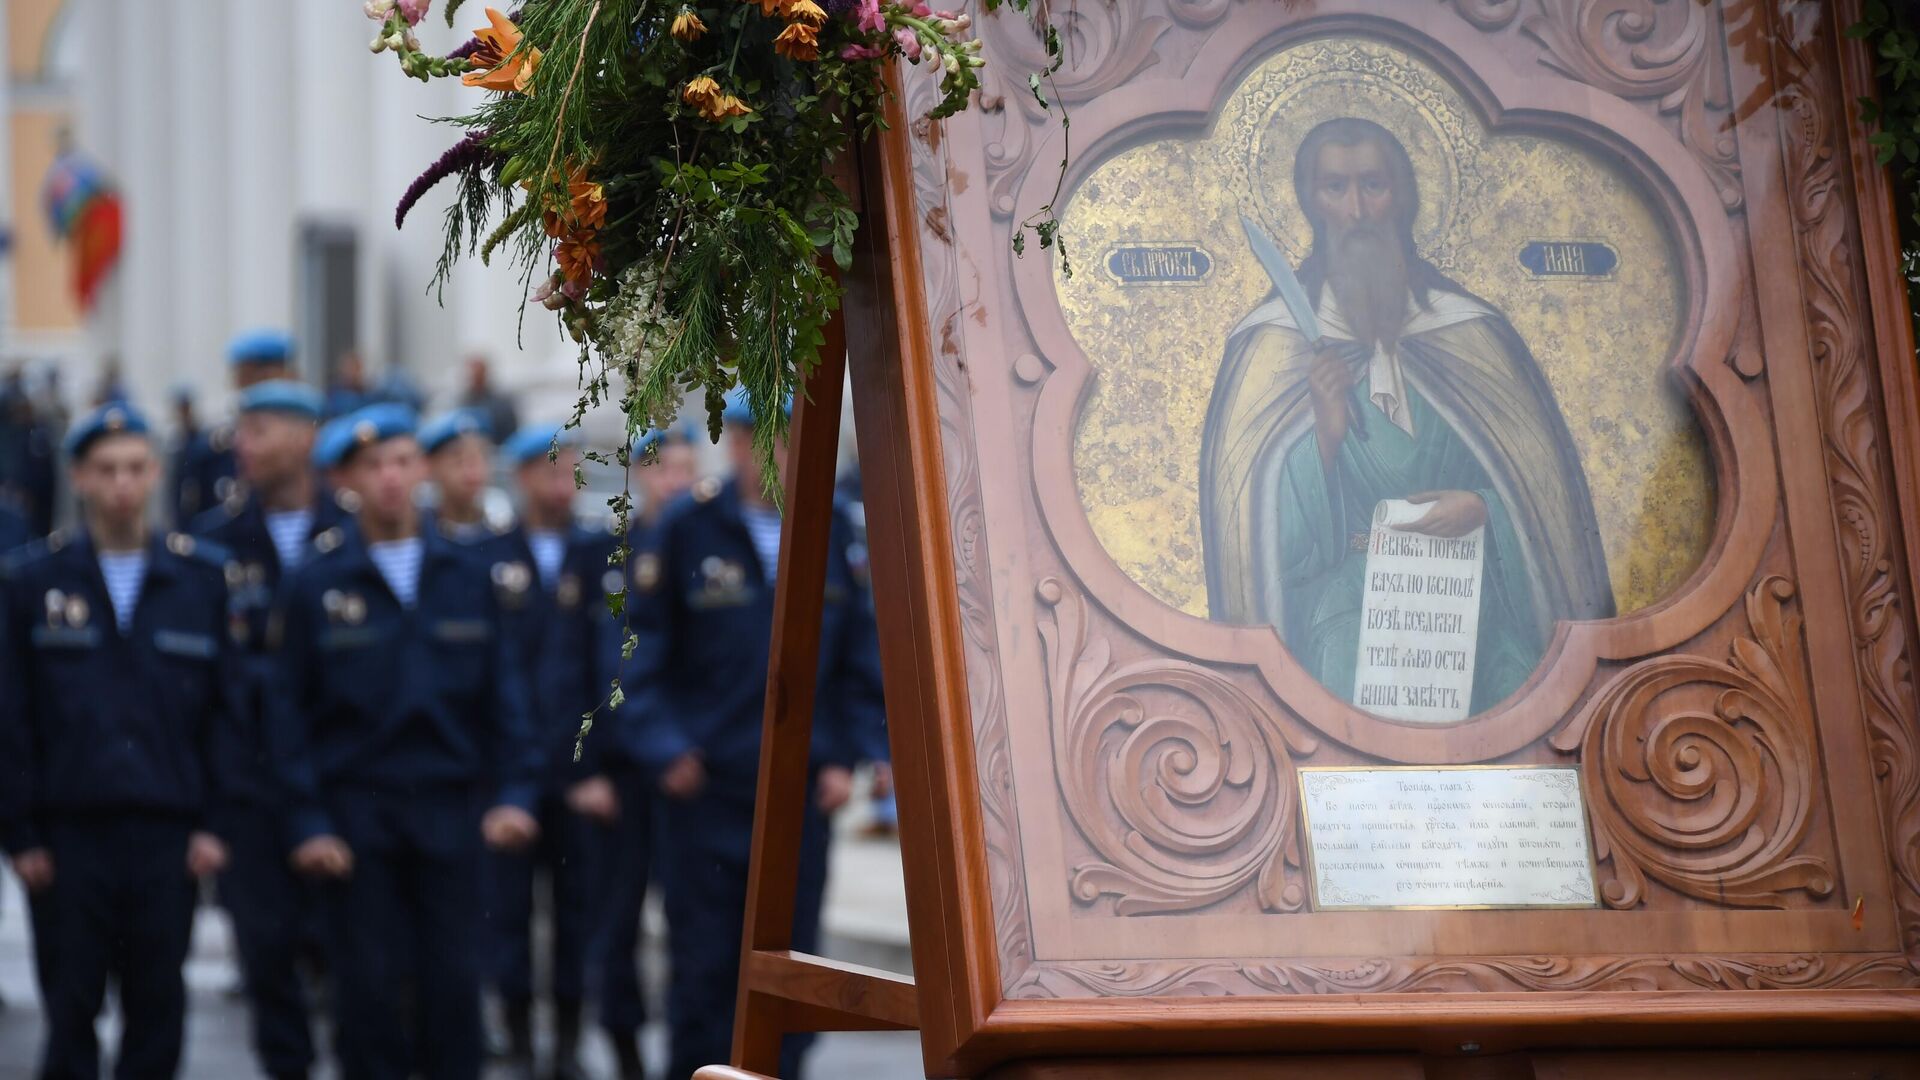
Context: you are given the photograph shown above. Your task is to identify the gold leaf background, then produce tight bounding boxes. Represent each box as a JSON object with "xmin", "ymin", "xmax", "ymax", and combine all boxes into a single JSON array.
[{"xmin": 1057, "ymin": 37, "xmax": 1713, "ymax": 618}]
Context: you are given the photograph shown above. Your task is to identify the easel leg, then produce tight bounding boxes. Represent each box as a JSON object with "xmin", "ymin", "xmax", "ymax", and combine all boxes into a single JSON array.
[{"xmin": 730, "ymin": 271, "xmax": 852, "ymax": 1077}]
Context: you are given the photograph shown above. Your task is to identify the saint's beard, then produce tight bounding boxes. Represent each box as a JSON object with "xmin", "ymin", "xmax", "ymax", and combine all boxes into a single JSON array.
[{"xmin": 1324, "ymin": 223, "xmax": 1411, "ymax": 352}]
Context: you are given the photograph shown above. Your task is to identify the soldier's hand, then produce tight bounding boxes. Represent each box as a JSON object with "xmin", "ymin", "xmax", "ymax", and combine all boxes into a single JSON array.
[
  {"xmin": 1307, "ymin": 345, "xmax": 1353, "ymax": 462},
  {"xmin": 186, "ymin": 831, "xmax": 229, "ymax": 879},
  {"xmin": 291, "ymin": 836, "xmax": 354, "ymax": 879},
  {"xmin": 482, "ymin": 806, "xmax": 540, "ymax": 852},
  {"xmin": 816, "ymin": 765, "xmax": 855, "ymax": 814},
  {"xmin": 1405, "ymin": 490, "xmax": 1488, "ymax": 538},
  {"xmin": 659, "ymin": 754, "xmax": 707, "ymax": 801},
  {"xmin": 11, "ymin": 849, "xmax": 54, "ymax": 893},
  {"xmin": 566, "ymin": 775, "xmax": 621, "ymax": 824}
]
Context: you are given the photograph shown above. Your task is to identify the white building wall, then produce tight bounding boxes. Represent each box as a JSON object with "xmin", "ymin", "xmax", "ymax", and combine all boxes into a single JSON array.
[{"xmin": 55, "ymin": 0, "xmax": 584, "ymax": 428}]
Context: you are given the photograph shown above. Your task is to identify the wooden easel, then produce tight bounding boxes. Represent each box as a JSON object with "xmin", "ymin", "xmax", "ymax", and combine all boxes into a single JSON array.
[{"xmin": 706, "ymin": 2, "xmax": 1920, "ymax": 1076}]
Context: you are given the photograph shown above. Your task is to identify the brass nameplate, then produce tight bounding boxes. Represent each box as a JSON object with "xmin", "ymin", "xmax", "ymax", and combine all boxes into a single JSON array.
[{"xmin": 1299, "ymin": 766, "xmax": 1598, "ymax": 911}]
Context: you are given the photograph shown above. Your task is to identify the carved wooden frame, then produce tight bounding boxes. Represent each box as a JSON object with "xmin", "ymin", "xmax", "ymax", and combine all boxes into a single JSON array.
[{"xmin": 841, "ymin": 0, "xmax": 1920, "ymax": 1074}]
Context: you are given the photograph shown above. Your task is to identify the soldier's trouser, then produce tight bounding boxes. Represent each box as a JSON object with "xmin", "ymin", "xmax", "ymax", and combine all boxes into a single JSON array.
[
  {"xmin": 210, "ymin": 802, "xmax": 316, "ymax": 1079},
  {"xmin": 656, "ymin": 786, "xmax": 829, "ymax": 1080},
  {"xmin": 486, "ymin": 788, "xmax": 603, "ymax": 1006},
  {"xmin": 593, "ymin": 770, "xmax": 655, "ymax": 1040},
  {"xmin": 323, "ymin": 787, "xmax": 485, "ymax": 1080},
  {"xmin": 33, "ymin": 816, "xmax": 196, "ymax": 1080}
]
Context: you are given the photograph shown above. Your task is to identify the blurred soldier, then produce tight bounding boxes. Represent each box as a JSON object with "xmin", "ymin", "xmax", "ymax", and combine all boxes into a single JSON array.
[
  {"xmin": 0, "ymin": 368, "xmax": 58, "ymax": 538},
  {"xmin": 267, "ymin": 404, "xmax": 542, "ymax": 1080},
  {"xmin": 612, "ymin": 393, "xmax": 884, "ymax": 1080},
  {"xmin": 0, "ymin": 403, "xmax": 235, "ymax": 1079},
  {"xmin": 0, "ymin": 499, "xmax": 27, "ymax": 556},
  {"xmin": 166, "ymin": 386, "xmax": 202, "ymax": 529},
  {"xmin": 458, "ymin": 356, "xmax": 519, "ymax": 452},
  {"xmin": 191, "ymin": 380, "xmax": 340, "ymax": 1080},
  {"xmin": 596, "ymin": 426, "xmax": 696, "ymax": 1080},
  {"xmin": 178, "ymin": 330, "xmax": 297, "ymax": 524},
  {"xmin": 421, "ymin": 410, "xmax": 509, "ymax": 546},
  {"xmin": 487, "ymin": 424, "xmax": 623, "ymax": 1080},
  {"xmin": 323, "ymin": 350, "xmax": 372, "ymax": 420}
]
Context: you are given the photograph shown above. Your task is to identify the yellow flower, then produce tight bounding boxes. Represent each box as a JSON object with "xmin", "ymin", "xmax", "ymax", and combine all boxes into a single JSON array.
[
  {"xmin": 782, "ymin": 0, "xmax": 826, "ymax": 26},
  {"xmin": 461, "ymin": 7, "xmax": 542, "ymax": 93},
  {"xmin": 671, "ymin": 8, "xmax": 707, "ymax": 41},
  {"xmin": 683, "ymin": 75, "xmax": 722, "ymax": 108},
  {"xmin": 684, "ymin": 76, "xmax": 751, "ymax": 121},
  {"xmin": 774, "ymin": 20, "xmax": 819, "ymax": 61}
]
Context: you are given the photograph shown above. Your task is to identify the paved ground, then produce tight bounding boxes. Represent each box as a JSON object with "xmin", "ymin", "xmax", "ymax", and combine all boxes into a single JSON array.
[{"xmin": 0, "ymin": 799, "xmax": 920, "ymax": 1079}]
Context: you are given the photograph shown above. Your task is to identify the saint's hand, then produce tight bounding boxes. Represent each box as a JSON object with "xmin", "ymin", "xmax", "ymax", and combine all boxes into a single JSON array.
[
  {"xmin": 1405, "ymin": 490, "xmax": 1488, "ymax": 538},
  {"xmin": 1307, "ymin": 345, "xmax": 1354, "ymax": 462},
  {"xmin": 481, "ymin": 805, "xmax": 541, "ymax": 852},
  {"xmin": 291, "ymin": 835, "xmax": 354, "ymax": 879},
  {"xmin": 186, "ymin": 831, "xmax": 229, "ymax": 879},
  {"xmin": 11, "ymin": 848, "xmax": 54, "ymax": 893}
]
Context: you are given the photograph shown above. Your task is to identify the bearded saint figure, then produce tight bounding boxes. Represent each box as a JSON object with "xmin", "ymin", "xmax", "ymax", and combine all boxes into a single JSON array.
[{"xmin": 1199, "ymin": 117, "xmax": 1615, "ymax": 714}]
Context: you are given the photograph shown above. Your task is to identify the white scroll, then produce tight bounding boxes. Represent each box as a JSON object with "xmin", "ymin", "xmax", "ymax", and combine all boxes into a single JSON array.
[{"xmin": 1352, "ymin": 498, "xmax": 1485, "ymax": 724}]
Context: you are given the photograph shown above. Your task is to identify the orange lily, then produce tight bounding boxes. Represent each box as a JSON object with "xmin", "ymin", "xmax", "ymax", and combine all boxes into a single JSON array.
[
  {"xmin": 774, "ymin": 21, "xmax": 819, "ymax": 61},
  {"xmin": 555, "ymin": 230, "xmax": 603, "ymax": 287},
  {"xmin": 671, "ymin": 9, "xmax": 708, "ymax": 41},
  {"xmin": 782, "ymin": 0, "xmax": 826, "ymax": 26},
  {"xmin": 462, "ymin": 8, "xmax": 542, "ymax": 93}
]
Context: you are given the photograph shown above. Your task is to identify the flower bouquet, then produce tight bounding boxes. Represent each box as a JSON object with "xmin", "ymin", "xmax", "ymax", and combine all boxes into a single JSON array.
[{"xmin": 371, "ymin": 0, "xmax": 1046, "ymax": 485}]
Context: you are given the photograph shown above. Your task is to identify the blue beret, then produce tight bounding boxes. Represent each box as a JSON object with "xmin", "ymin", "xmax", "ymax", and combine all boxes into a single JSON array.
[
  {"xmin": 720, "ymin": 388, "xmax": 793, "ymax": 427},
  {"xmin": 228, "ymin": 329, "xmax": 295, "ymax": 367},
  {"xmin": 502, "ymin": 423, "xmax": 581, "ymax": 467},
  {"xmin": 312, "ymin": 417, "xmax": 353, "ymax": 469},
  {"xmin": 239, "ymin": 380, "xmax": 322, "ymax": 420},
  {"xmin": 336, "ymin": 403, "xmax": 418, "ymax": 464},
  {"xmin": 419, "ymin": 409, "xmax": 492, "ymax": 455},
  {"xmin": 64, "ymin": 402, "xmax": 151, "ymax": 459}
]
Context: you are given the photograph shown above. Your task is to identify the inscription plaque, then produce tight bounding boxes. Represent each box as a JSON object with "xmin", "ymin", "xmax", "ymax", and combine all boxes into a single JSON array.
[{"xmin": 1299, "ymin": 766, "xmax": 1598, "ymax": 910}]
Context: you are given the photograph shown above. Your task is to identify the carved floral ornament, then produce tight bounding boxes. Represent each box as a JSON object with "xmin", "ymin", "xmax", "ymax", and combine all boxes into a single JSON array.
[{"xmin": 900, "ymin": 0, "xmax": 1920, "ymax": 993}]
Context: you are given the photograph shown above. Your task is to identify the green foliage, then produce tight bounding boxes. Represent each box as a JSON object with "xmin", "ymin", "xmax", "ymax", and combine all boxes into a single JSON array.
[{"xmin": 1850, "ymin": 0, "xmax": 1920, "ymax": 338}]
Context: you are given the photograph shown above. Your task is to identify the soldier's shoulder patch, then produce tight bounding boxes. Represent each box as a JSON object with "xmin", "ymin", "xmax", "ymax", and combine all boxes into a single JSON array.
[
  {"xmin": 692, "ymin": 477, "xmax": 721, "ymax": 504},
  {"xmin": 312, "ymin": 527, "xmax": 345, "ymax": 555}
]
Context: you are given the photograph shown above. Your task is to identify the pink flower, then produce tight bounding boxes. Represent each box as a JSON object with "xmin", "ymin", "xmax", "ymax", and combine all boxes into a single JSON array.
[
  {"xmin": 909, "ymin": 2, "xmax": 931, "ymax": 16},
  {"xmin": 854, "ymin": 0, "xmax": 884, "ymax": 32},
  {"xmin": 840, "ymin": 43, "xmax": 884, "ymax": 59},
  {"xmin": 397, "ymin": 0, "xmax": 431, "ymax": 24},
  {"xmin": 934, "ymin": 9, "xmax": 956, "ymax": 18},
  {"xmin": 893, "ymin": 26, "xmax": 921, "ymax": 60}
]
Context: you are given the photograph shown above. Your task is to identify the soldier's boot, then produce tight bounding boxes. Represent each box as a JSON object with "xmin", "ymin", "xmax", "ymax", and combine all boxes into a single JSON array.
[
  {"xmin": 503, "ymin": 996, "xmax": 537, "ymax": 1079},
  {"xmin": 612, "ymin": 1032, "xmax": 648, "ymax": 1080},
  {"xmin": 548, "ymin": 997, "xmax": 589, "ymax": 1080}
]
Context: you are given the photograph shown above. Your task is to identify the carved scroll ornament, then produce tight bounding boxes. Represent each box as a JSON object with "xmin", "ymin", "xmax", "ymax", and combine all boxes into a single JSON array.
[
  {"xmin": 1552, "ymin": 577, "xmax": 1834, "ymax": 909},
  {"xmin": 1037, "ymin": 578, "xmax": 1316, "ymax": 915}
]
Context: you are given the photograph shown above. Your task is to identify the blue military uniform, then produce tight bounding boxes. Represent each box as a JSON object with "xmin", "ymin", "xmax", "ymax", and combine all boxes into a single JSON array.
[
  {"xmin": 267, "ymin": 416, "xmax": 542, "ymax": 1078},
  {"xmin": 177, "ymin": 331, "xmax": 297, "ymax": 525},
  {"xmin": 188, "ymin": 380, "xmax": 339, "ymax": 1080},
  {"xmin": 472, "ymin": 425, "xmax": 622, "ymax": 1073},
  {"xmin": 612, "ymin": 474, "xmax": 885, "ymax": 1080},
  {"xmin": 0, "ymin": 405, "xmax": 240, "ymax": 1080},
  {"xmin": 0, "ymin": 499, "xmax": 28, "ymax": 557}
]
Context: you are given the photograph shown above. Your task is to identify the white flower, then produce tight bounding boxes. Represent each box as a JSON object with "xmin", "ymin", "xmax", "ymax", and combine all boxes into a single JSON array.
[
  {"xmin": 364, "ymin": 0, "xmax": 397, "ymax": 19},
  {"xmin": 370, "ymin": 32, "xmax": 391, "ymax": 53},
  {"xmin": 943, "ymin": 52, "xmax": 960, "ymax": 75}
]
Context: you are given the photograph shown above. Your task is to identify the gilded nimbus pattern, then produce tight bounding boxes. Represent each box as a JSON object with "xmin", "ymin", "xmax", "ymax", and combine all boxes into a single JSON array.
[{"xmin": 1058, "ymin": 38, "xmax": 1710, "ymax": 618}]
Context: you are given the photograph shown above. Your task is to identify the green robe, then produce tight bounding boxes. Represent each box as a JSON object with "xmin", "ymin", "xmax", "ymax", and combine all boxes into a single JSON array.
[
  {"xmin": 1199, "ymin": 286, "xmax": 1613, "ymax": 717},
  {"xmin": 1269, "ymin": 385, "xmax": 1538, "ymax": 712}
]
